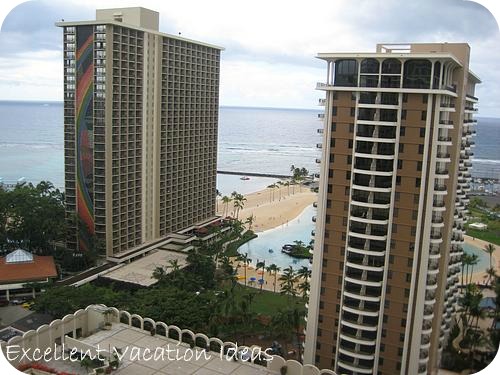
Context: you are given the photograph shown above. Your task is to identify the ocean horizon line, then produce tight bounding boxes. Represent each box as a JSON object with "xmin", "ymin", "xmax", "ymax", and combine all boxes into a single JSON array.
[{"xmin": 0, "ymin": 99, "xmax": 318, "ymax": 112}]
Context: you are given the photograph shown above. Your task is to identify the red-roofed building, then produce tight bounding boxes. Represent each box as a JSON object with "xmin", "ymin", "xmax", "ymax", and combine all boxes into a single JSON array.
[{"xmin": 0, "ymin": 249, "xmax": 58, "ymax": 301}]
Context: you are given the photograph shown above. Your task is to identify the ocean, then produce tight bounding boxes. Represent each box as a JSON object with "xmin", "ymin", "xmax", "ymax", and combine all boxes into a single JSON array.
[{"xmin": 0, "ymin": 101, "xmax": 499, "ymax": 190}]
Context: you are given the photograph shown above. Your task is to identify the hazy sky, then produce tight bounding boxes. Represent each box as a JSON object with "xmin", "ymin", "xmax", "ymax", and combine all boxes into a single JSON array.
[{"xmin": 0, "ymin": 0, "xmax": 499, "ymax": 116}]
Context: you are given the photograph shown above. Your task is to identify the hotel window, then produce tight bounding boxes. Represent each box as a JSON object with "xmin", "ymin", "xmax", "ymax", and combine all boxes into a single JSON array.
[
  {"xmin": 350, "ymin": 107, "xmax": 355, "ymax": 116},
  {"xmin": 332, "ymin": 106, "xmax": 337, "ymax": 116},
  {"xmin": 422, "ymin": 94, "xmax": 428, "ymax": 103},
  {"xmin": 417, "ymin": 161, "xmax": 422, "ymax": 171},
  {"xmin": 399, "ymin": 144, "xmax": 404, "ymax": 152},
  {"xmin": 401, "ymin": 109, "xmax": 407, "ymax": 120},
  {"xmin": 334, "ymin": 59, "xmax": 358, "ymax": 87},
  {"xmin": 415, "ymin": 178, "xmax": 421, "ymax": 188},
  {"xmin": 402, "ymin": 93, "xmax": 408, "ymax": 102},
  {"xmin": 382, "ymin": 58, "xmax": 401, "ymax": 74},
  {"xmin": 420, "ymin": 128, "xmax": 426, "ymax": 137},
  {"xmin": 403, "ymin": 59, "xmax": 431, "ymax": 89},
  {"xmin": 331, "ymin": 122, "xmax": 337, "ymax": 131},
  {"xmin": 398, "ymin": 160, "xmax": 403, "ymax": 169},
  {"xmin": 349, "ymin": 123, "xmax": 354, "ymax": 132},
  {"xmin": 421, "ymin": 110, "xmax": 427, "ymax": 121}
]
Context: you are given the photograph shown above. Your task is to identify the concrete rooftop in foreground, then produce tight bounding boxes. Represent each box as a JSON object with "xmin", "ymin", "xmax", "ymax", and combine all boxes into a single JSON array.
[
  {"xmin": 103, "ymin": 250, "xmax": 188, "ymax": 286},
  {"xmin": 75, "ymin": 323, "xmax": 273, "ymax": 375}
]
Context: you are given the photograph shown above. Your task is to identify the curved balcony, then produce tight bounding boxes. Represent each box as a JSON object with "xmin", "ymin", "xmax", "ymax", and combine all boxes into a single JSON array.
[
  {"xmin": 338, "ymin": 347, "xmax": 375, "ymax": 361},
  {"xmin": 431, "ymin": 216, "xmax": 445, "ymax": 228},
  {"xmin": 337, "ymin": 360, "xmax": 373, "ymax": 374},
  {"xmin": 343, "ymin": 285, "xmax": 381, "ymax": 303},
  {"xmin": 423, "ymin": 308, "xmax": 434, "ymax": 320},
  {"xmin": 317, "ymin": 128, "xmax": 324, "ymax": 134},
  {"xmin": 351, "ymin": 198, "xmax": 391, "ymax": 211},
  {"xmin": 344, "ymin": 297, "xmax": 380, "ymax": 313},
  {"xmin": 347, "ymin": 245, "xmax": 386, "ymax": 258},
  {"xmin": 345, "ymin": 274, "xmax": 383, "ymax": 288},
  {"xmin": 353, "ymin": 168, "xmax": 393, "ymax": 177},
  {"xmin": 435, "ymin": 169, "xmax": 450, "ymax": 179},
  {"xmin": 339, "ymin": 331, "xmax": 376, "ymax": 346},
  {"xmin": 350, "ymin": 215, "xmax": 389, "ymax": 226},
  {"xmin": 420, "ymin": 334, "xmax": 431, "ymax": 349},
  {"xmin": 346, "ymin": 260, "xmax": 385, "ymax": 273},
  {"xmin": 433, "ymin": 200, "xmax": 446, "ymax": 212},
  {"xmin": 436, "ymin": 151, "xmax": 451, "ymax": 158},
  {"xmin": 315, "ymin": 158, "xmax": 321, "ymax": 164},
  {"xmin": 341, "ymin": 318, "xmax": 378, "ymax": 332},
  {"xmin": 422, "ymin": 320, "xmax": 433, "ymax": 335},
  {"xmin": 348, "ymin": 237, "xmax": 387, "ymax": 254},
  {"xmin": 419, "ymin": 350, "xmax": 430, "ymax": 363},
  {"xmin": 437, "ymin": 136, "xmax": 453, "ymax": 146},
  {"xmin": 418, "ymin": 365, "xmax": 428, "ymax": 375},
  {"xmin": 430, "ymin": 233, "xmax": 443, "ymax": 244},
  {"xmin": 342, "ymin": 303, "xmax": 380, "ymax": 317}
]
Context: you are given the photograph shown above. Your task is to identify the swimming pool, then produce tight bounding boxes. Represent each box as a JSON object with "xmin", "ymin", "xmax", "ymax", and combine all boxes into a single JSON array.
[
  {"xmin": 463, "ymin": 242, "xmax": 491, "ymax": 272},
  {"xmin": 237, "ymin": 204, "xmax": 315, "ymax": 270}
]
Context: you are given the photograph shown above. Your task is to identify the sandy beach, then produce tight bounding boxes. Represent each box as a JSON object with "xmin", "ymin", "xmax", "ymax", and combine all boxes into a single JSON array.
[
  {"xmin": 217, "ymin": 183, "xmax": 317, "ymax": 233},
  {"xmin": 465, "ymin": 235, "xmax": 500, "ymax": 284},
  {"xmin": 216, "ymin": 183, "xmax": 316, "ymax": 291}
]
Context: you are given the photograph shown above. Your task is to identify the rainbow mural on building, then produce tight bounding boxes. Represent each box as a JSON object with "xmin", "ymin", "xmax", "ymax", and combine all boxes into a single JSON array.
[{"xmin": 76, "ymin": 26, "xmax": 94, "ymax": 252}]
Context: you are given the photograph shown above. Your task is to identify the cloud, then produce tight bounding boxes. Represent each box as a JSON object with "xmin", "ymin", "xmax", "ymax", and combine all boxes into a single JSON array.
[{"xmin": 0, "ymin": 0, "xmax": 498, "ymax": 115}]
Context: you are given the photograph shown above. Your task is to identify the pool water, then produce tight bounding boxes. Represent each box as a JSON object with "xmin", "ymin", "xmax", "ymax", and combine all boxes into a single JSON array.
[
  {"xmin": 237, "ymin": 204, "xmax": 316, "ymax": 270},
  {"xmin": 237, "ymin": 206, "xmax": 492, "ymax": 273},
  {"xmin": 463, "ymin": 242, "xmax": 491, "ymax": 272}
]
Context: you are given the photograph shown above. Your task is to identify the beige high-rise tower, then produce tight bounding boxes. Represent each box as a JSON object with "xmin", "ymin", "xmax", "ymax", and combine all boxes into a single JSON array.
[
  {"xmin": 304, "ymin": 43, "xmax": 479, "ymax": 375},
  {"xmin": 56, "ymin": 8, "xmax": 222, "ymax": 259}
]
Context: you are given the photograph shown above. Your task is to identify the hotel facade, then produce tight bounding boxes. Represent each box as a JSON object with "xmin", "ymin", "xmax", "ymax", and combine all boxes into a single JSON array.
[
  {"xmin": 304, "ymin": 43, "xmax": 479, "ymax": 375},
  {"xmin": 56, "ymin": 8, "xmax": 222, "ymax": 259}
]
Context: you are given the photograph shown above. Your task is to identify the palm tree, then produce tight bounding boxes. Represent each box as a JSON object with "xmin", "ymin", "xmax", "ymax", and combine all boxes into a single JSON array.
[
  {"xmin": 221, "ymin": 196, "xmax": 231, "ymax": 217},
  {"xmin": 485, "ymin": 243, "xmax": 496, "ymax": 270},
  {"xmin": 256, "ymin": 260, "xmax": 266, "ymax": 292},
  {"xmin": 462, "ymin": 253, "xmax": 472, "ymax": 286},
  {"xmin": 276, "ymin": 181, "xmax": 284, "ymax": 200},
  {"xmin": 486, "ymin": 267, "xmax": 497, "ymax": 284},
  {"xmin": 216, "ymin": 189, "xmax": 222, "ymax": 212},
  {"xmin": 231, "ymin": 191, "xmax": 247, "ymax": 219},
  {"xmin": 151, "ymin": 266, "xmax": 166, "ymax": 281},
  {"xmin": 284, "ymin": 181, "xmax": 291, "ymax": 196},
  {"xmin": 233, "ymin": 200, "xmax": 244, "ymax": 219},
  {"xmin": 266, "ymin": 263, "xmax": 281, "ymax": 293},
  {"xmin": 468, "ymin": 254, "xmax": 479, "ymax": 284},
  {"xmin": 166, "ymin": 259, "xmax": 183, "ymax": 284},
  {"xmin": 279, "ymin": 266, "xmax": 298, "ymax": 302},
  {"xmin": 267, "ymin": 183, "xmax": 278, "ymax": 202},
  {"xmin": 290, "ymin": 307, "xmax": 306, "ymax": 360},
  {"xmin": 296, "ymin": 266, "xmax": 311, "ymax": 281},
  {"xmin": 245, "ymin": 215, "xmax": 255, "ymax": 231},
  {"xmin": 237, "ymin": 252, "xmax": 252, "ymax": 286}
]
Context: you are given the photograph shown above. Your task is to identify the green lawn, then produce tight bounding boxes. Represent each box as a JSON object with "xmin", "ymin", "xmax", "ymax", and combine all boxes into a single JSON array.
[
  {"xmin": 466, "ymin": 207, "xmax": 500, "ymax": 246},
  {"xmin": 229, "ymin": 284, "xmax": 305, "ymax": 316}
]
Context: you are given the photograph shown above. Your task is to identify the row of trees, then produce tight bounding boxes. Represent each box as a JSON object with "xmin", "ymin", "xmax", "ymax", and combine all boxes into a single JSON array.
[
  {"xmin": 0, "ymin": 181, "xmax": 66, "ymax": 254},
  {"xmin": 220, "ymin": 191, "xmax": 247, "ymax": 218}
]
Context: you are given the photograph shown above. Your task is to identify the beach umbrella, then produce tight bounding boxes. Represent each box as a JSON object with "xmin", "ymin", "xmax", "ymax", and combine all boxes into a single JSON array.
[
  {"xmin": 250, "ymin": 277, "xmax": 256, "ymax": 281},
  {"xmin": 258, "ymin": 278, "xmax": 264, "ymax": 284}
]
